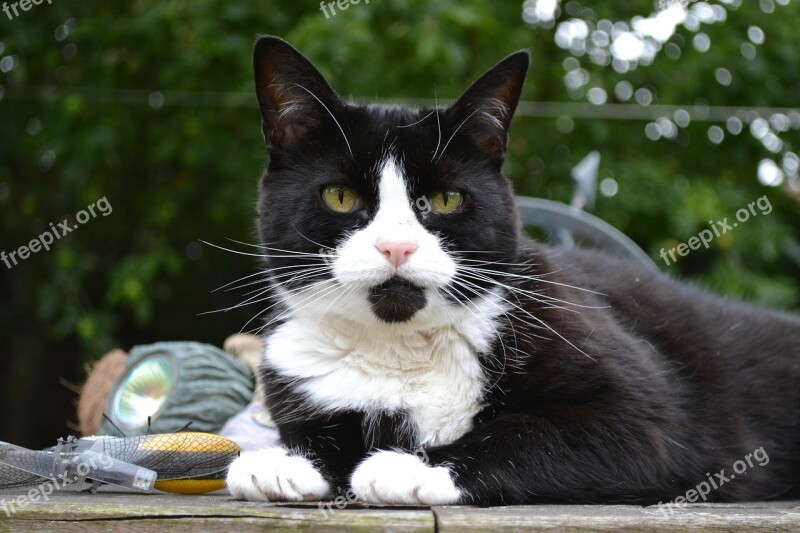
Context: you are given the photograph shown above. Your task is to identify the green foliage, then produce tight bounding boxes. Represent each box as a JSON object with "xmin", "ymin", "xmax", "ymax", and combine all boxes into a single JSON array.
[{"xmin": 1, "ymin": 0, "xmax": 798, "ymax": 373}]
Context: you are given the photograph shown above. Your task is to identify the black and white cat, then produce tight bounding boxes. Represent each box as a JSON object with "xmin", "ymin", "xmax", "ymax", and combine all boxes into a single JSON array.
[{"xmin": 225, "ymin": 36, "xmax": 800, "ymax": 506}]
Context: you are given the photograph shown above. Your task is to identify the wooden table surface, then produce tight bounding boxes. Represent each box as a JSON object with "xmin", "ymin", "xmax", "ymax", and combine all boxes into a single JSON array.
[{"xmin": 1, "ymin": 488, "xmax": 799, "ymax": 532}]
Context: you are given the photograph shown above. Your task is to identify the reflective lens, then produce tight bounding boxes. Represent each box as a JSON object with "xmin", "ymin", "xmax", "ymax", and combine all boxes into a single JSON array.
[{"xmin": 112, "ymin": 355, "xmax": 175, "ymax": 430}]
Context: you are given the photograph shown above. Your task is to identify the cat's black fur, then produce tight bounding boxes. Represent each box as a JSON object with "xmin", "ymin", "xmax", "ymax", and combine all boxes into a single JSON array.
[{"xmin": 250, "ymin": 35, "xmax": 800, "ymax": 505}]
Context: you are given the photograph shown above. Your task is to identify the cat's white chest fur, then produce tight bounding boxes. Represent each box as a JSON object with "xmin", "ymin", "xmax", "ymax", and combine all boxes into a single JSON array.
[{"xmin": 264, "ymin": 299, "xmax": 501, "ymax": 447}]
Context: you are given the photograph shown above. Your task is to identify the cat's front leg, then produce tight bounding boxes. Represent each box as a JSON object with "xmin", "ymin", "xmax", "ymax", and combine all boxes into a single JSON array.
[
  {"xmin": 227, "ymin": 413, "xmax": 367, "ymax": 502},
  {"xmin": 350, "ymin": 449, "xmax": 462, "ymax": 505},
  {"xmin": 226, "ymin": 447, "xmax": 332, "ymax": 502},
  {"xmin": 351, "ymin": 412, "xmax": 683, "ymax": 505}
]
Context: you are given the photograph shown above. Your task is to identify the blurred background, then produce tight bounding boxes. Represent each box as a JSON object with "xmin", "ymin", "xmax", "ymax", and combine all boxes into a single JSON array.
[{"xmin": 1, "ymin": 0, "xmax": 798, "ymax": 448}]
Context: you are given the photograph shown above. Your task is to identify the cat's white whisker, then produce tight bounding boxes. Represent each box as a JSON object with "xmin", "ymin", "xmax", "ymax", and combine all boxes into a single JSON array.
[
  {"xmin": 435, "ymin": 107, "xmax": 483, "ymax": 163},
  {"xmin": 270, "ymin": 260, "xmax": 329, "ymax": 268},
  {"xmin": 200, "ymin": 239, "xmax": 329, "ymax": 263},
  {"xmin": 293, "ymin": 84, "xmax": 354, "ymax": 158},
  {"xmin": 290, "ymin": 223, "xmax": 335, "ymax": 251},
  {"xmin": 199, "ymin": 239, "xmax": 278, "ymax": 258},
  {"xmin": 211, "ymin": 269, "xmax": 267, "ymax": 293},
  {"xmin": 455, "ymin": 269, "xmax": 600, "ymax": 311},
  {"xmin": 233, "ymin": 266, "xmax": 333, "ymax": 302},
  {"xmin": 458, "ymin": 265, "xmax": 607, "ymax": 296},
  {"xmin": 436, "ymin": 284, "xmax": 511, "ymax": 390},
  {"xmin": 238, "ymin": 279, "xmax": 337, "ymax": 336},
  {"xmin": 430, "ymin": 86, "xmax": 442, "ymax": 161},
  {"xmin": 221, "ymin": 265, "xmax": 330, "ymax": 296},
  {"xmin": 225, "ymin": 239, "xmax": 329, "ymax": 257},
  {"xmin": 222, "ymin": 275, "xmax": 271, "ymax": 293},
  {"xmin": 448, "ymin": 287, "xmax": 534, "ymax": 374},
  {"xmin": 237, "ymin": 281, "xmax": 274, "ymax": 296},
  {"xmin": 233, "ymin": 277, "xmax": 335, "ymax": 330},
  {"xmin": 458, "ymin": 260, "xmax": 536, "ymax": 268},
  {"xmin": 269, "ymin": 266, "xmax": 333, "ymax": 284},
  {"xmin": 455, "ymin": 276, "xmax": 596, "ymax": 362},
  {"xmin": 396, "ymin": 110, "xmax": 435, "ymax": 129},
  {"xmin": 318, "ymin": 280, "xmax": 365, "ymax": 322},
  {"xmin": 258, "ymin": 281, "xmax": 345, "ymax": 333}
]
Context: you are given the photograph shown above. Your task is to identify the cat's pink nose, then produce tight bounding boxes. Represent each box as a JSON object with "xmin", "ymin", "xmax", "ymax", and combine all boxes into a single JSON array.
[{"xmin": 376, "ymin": 240, "xmax": 418, "ymax": 268}]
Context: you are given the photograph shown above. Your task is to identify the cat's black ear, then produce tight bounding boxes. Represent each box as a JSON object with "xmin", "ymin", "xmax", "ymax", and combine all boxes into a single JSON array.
[
  {"xmin": 447, "ymin": 50, "xmax": 530, "ymax": 159},
  {"xmin": 253, "ymin": 36, "xmax": 340, "ymax": 151}
]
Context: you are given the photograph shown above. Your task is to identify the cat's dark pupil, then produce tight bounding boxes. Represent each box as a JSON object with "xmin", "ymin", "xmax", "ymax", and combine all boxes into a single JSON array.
[
  {"xmin": 442, "ymin": 193, "xmax": 449, "ymax": 207},
  {"xmin": 337, "ymin": 187, "xmax": 345, "ymax": 204}
]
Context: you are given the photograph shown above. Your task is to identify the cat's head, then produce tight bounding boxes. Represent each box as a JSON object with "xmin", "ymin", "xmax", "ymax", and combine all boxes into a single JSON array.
[{"xmin": 253, "ymin": 36, "xmax": 529, "ymax": 328}]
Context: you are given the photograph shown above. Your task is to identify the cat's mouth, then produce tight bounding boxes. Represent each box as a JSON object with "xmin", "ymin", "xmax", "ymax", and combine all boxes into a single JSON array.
[{"xmin": 367, "ymin": 277, "xmax": 428, "ymax": 323}]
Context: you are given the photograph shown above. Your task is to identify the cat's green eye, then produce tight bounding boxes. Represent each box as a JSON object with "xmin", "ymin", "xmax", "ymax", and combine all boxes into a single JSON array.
[
  {"xmin": 429, "ymin": 191, "xmax": 464, "ymax": 214},
  {"xmin": 321, "ymin": 185, "xmax": 361, "ymax": 213}
]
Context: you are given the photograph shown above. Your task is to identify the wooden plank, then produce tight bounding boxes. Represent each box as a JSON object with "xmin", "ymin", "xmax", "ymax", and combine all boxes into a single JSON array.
[
  {"xmin": 3, "ymin": 487, "xmax": 800, "ymax": 531},
  {"xmin": 7, "ymin": 516, "xmax": 430, "ymax": 533},
  {"xmin": 0, "ymin": 490, "xmax": 434, "ymax": 532},
  {"xmin": 433, "ymin": 501, "xmax": 800, "ymax": 532},
  {"xmin": 2, "ymin": 516, "xmax": 430, "ymax": 533}
]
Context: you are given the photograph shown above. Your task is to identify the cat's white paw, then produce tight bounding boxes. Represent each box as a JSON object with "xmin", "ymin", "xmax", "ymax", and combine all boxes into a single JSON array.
[
  {"xmin": 350, "ymin": 450, "xmax": 462, "ymax": 505},
  {"xmin": 226, "ymin": 448, "xmax": 331, "ymax": 502}
]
